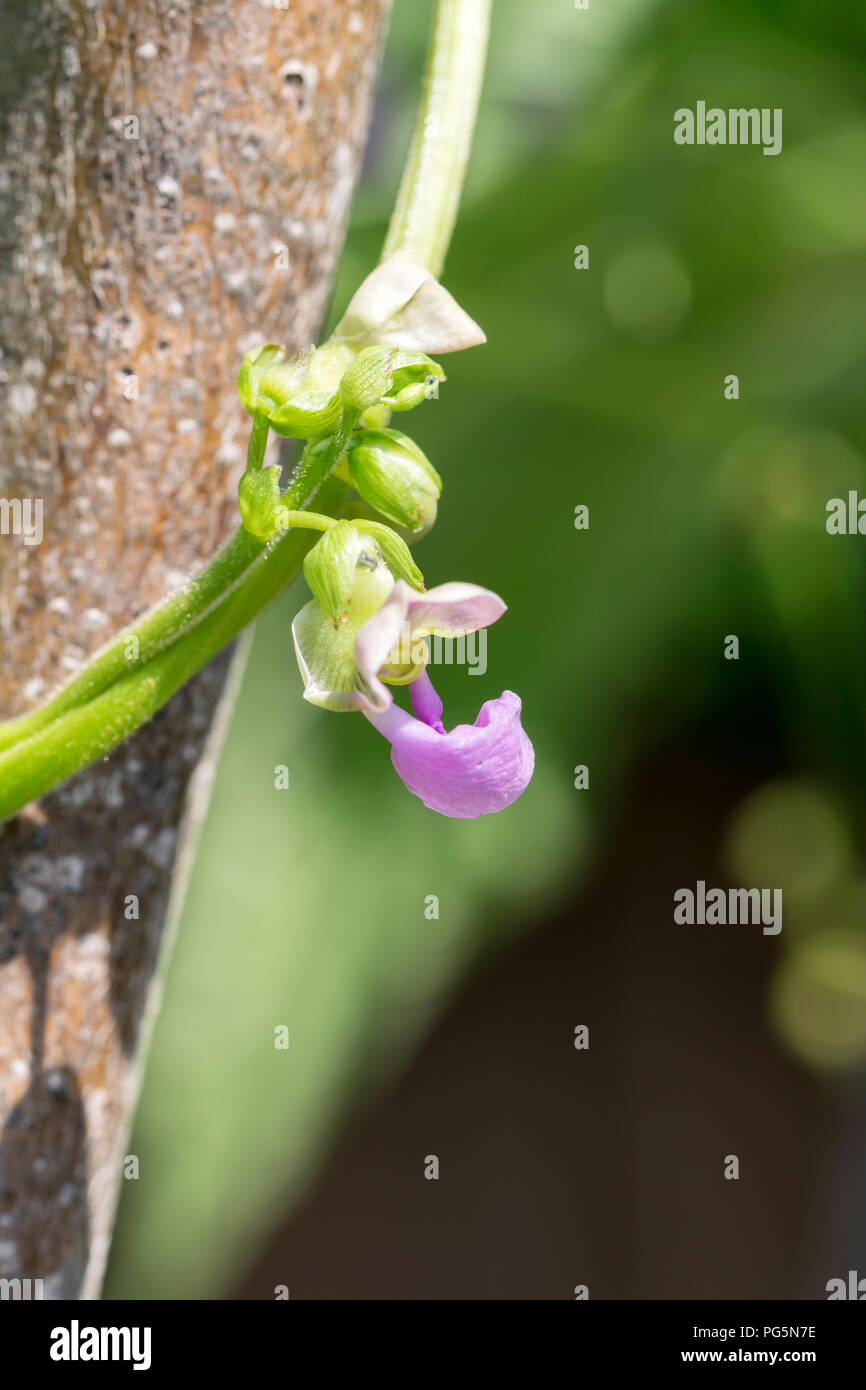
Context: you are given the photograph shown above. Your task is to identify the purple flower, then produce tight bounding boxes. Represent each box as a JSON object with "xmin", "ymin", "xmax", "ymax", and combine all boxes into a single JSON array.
[
  {"xmin": 364, "ymin": 670, "xmax": 534, "ymax": 819},
  {"xmin": 292, "ymin": 572, "xmax": 534, "ymax": 817}
]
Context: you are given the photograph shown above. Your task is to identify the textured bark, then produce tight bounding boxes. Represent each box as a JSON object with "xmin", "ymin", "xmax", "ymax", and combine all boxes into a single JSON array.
[{"xmin": 0, "ymin": 0, "xmax": 389, "ymax": 1299}]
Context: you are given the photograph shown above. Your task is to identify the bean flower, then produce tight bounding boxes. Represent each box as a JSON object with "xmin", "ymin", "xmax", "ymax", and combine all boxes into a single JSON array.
[{"xmin": 293, "ymin": 568, "xmax": 534, "ymax": 817}]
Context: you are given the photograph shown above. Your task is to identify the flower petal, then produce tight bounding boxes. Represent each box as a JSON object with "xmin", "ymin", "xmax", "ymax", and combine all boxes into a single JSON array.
[
  {"xmin": 354, "ymin": 578, "xmax": 506, "ymax": 690},
  {"xmin": 404, "ymin": 580, "xmax": 506, "ymax": 638},
  {"xmin": 332, "ymin": 251, "xmax": 486, "ymax": 355},
  {"xmin": 367, "ymin": 690, "xmax": 534, "ymax": 818},
  {"xmin": 353, "ymin": 588, "xmax": 410, "ymax": 692}
]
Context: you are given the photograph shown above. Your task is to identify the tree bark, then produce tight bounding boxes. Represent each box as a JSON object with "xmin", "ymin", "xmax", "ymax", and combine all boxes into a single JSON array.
[{"xmin": 0, "ymin": 0, "xmax": 389, "ymax": 1300}]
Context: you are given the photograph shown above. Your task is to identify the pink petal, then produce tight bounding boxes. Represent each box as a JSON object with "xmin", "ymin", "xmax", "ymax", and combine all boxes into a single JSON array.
[
  {"xmin": 366, "ymin": 690, "xmax": 534, "ymax": 819},
  {"xmin": 404, "ymin": 581, "xmax": 506, "ymax": 637},
  {"xmin": 354, "ymin": 581, "xmax": 507, "ymax": 690}
]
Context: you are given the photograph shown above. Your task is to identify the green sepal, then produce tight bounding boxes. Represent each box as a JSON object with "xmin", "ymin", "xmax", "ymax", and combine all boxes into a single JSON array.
[
  {"xmin": 292, "ymin": 598, "xmax": 388, "ymax": 712},
  {"xmin": 350, "ymin": 519, "xmax": 424, "ymax": 591},
  {"xmin": 238, "ymin": 464, "xmax": 285, "ymax": 541},
  {"xmin": 268, "ymin": 390, "xmax": 342, "ymax": 439},
  {"xmin": 303, "ymin": 520, "xmax": 379, "ymax": 621},
  {"xmin": 339, "ymin": 346, "xmax": 399, "ymax": 412},
  {"xmin": 238, "ymin": 343, "xmax": 311, "ymax": 416},
  {"xmin": 238, "ymin": 343, "xmax": 283, "ymax": 414}
]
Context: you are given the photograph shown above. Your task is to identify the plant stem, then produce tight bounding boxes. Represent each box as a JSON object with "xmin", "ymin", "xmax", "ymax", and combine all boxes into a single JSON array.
[
  {"xmin": 286, "ymin": 408, "xmax": 358, "ymax": 510},
  {"xmin": 0, "ymin": 479, "xmax": 347, "ymax": 818},
  {"xmin": 383, "ymin": 0, "xmax": 492, "ymax": 277},
  {"xmin": 0, "ymin": 463, "xmax": 347, "ymax": 757},
  {"xmin": 246, "ymin": 411, "xmax": 271, "ymax": 470},
  {"xmin": 0, "ymin": 527, "xmax": 264, "ymax": 754}
]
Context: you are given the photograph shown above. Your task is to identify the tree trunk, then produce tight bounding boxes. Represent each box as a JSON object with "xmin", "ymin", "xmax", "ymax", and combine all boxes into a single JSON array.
[{"xmin": 0, "ymin": 0, "xmax": 389, "ymax": 1300}]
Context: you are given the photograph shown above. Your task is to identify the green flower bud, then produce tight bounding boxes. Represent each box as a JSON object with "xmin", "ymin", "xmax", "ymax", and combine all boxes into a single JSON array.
[
  {"xmin": 386, "ymin": 380, "xmax": 434, "ymax": 412},
  {"xmin": 238, "ymin": 343, "xmax": 310, "ymax": 416},
  {"xmin": 238, "ymin": 464, "xmax": 286, "ymax": 542},
  {"xmin": 383, "ymin": 352, "xmax": 445, "ymax": 412},
  {"xmin": 303, "ymin": 520, "xmax": 393, "ymax": 623},
  {"xmin": 339, "ymin": 346, "xmax": 444, "ymax": 415},
  {"xmin": 347, "ymin": 429, "xmax": 442, "ymax": 536},
  {"xmin": 238, "ymin": 342, "xmax": 343, "ymax": 439}
]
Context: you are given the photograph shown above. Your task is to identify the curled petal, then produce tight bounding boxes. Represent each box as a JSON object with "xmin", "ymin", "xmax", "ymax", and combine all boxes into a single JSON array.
[
  {"xmin": 354, "ymin": 591, "xmax": 410, "ymax": 693},
  {"xmin": 403, "ymin": 581, "xmax": 506, "ymax": 638},
  {"xmin": 332, "ymin": 251, "xmax": 486, "ymax": 355},
  {"xmin": 366, "ymin": 687, "xmax": 534, "ymax": 819}
]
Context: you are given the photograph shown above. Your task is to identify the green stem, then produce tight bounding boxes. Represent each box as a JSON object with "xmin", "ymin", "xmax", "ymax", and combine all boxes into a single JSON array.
[
  {"xmin": 286, "ymin": 408, "xmax": 358, "ymax": 509},
  {"xmin": 0, "ymin": 471, "xmax": 346, "ymax": 757},
  {"xmin": 0, "ymin": 527, "xmax": 264, "ymax": 754},
  {"xmin": 383, "ymin": 0, "xmax": 492, "ymax": 277},
  {"xmin": 0, "ymin": 479, "xmax": 347, "ymax": 819},
  {"xmin": 246, "ymin": 411, "xmax": 271, "ymax": 470}
]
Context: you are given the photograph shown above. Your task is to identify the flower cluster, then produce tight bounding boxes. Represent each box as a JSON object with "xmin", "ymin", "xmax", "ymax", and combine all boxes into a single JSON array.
[{"xmin": 235, "ymin": 253, "xmax": 534, "ymax": 818}]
